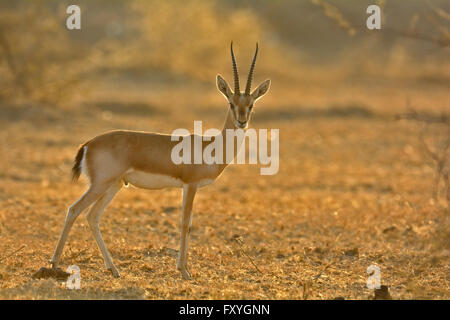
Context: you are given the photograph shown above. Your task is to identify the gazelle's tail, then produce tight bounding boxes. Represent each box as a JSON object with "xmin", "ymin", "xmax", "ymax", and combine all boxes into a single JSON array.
[{"xmin": 72, "ymin": 144, "xmax": 87, "ymax": 182}]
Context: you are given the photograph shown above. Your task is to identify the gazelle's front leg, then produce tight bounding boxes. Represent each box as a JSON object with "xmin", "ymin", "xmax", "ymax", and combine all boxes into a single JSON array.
[{"xmin": 177, "ymin": 183, "xmax": 197, "ymax": 280}]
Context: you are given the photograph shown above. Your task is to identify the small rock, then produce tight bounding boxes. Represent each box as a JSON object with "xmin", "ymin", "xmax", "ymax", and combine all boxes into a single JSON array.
[
  {"xmin": 372, "ymin": 285, "xmax": 392, "ymax": 300},
  {"xmin": 344, "ymin": 248, "xmax": 359, "ymax": 257},
  {"xmin": 159, "ymin": 246, "xmax": 178, "ymax": 257},
  {"xmin": 162, "ymin": 206, "xmax": 177, "ymax": 214},
  {"xmin": 382, "ymin": 226, "xmax": 398, "ymax": 234},
  {"xmin": 313, "ymin": 247, "xmax": 325, "ymax": 254},
  {"xmin": 31, "ymin": 267, "xmax": 70, "ymax": 281}
]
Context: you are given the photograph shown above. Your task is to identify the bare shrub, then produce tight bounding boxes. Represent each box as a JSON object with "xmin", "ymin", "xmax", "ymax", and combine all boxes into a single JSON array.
[
  {"xmin": 0, "ymin": 3, "xmax": 104, "ymax": 106},
  {"xmin": 398, "ymin": 110, "xmax": 450, "ymax": 208},
  {"xmin": 103, "ymin": 0, "xmax": 304, "ymax": 84},
  {"xmin": 312, "ymin": 0, "xmax": 450, "ymax": 47}
]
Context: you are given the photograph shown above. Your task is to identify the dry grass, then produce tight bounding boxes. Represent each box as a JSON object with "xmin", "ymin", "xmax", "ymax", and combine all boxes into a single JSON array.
[{"xmin": 0, "ymin": 77, "xmax": 449, "ymax": 299}]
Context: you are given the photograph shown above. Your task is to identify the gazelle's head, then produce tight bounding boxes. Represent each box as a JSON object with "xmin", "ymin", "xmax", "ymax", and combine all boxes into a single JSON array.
[{"xmin": 217, "ymin": 42, "xmax": 271, "ymax": 129}]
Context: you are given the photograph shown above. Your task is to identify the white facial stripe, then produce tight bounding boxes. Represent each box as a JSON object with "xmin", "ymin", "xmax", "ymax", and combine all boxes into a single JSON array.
[
  {"xmin": 233, "ymin": 105, "xmax": 238, "ymax": 119},
  {"xmin": 231, "ymin": 95, "xmax": 253, "ymax": 128}
]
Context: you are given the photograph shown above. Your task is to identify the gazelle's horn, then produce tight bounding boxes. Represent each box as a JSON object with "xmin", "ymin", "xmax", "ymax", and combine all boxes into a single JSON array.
[
  {"xmin": 245, "ymin": 43, "xmax": 258, "ymax": 95},
  {"xmin": 230, "ymin": 41, "xmax": 240, "ymax": 94}
]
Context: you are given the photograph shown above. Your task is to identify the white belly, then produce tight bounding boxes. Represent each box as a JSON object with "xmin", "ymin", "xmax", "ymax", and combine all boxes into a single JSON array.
[
  {"xmin": 123, "ymin": 170, "xmax": 183, "ymax": 190},
  {"xmin": 197, "ymin": 179, "xmax": 215, "ymax": 188}
]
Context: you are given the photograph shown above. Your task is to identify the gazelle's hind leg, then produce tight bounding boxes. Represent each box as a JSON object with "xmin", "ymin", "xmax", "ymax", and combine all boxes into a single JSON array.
[
  {"xmin": 50, "ymin": 183, "xmax": 111, "ymax": 268},
  {"xmin": 86, "ymin": 181, "xmax": 122, "ymax": 277}
]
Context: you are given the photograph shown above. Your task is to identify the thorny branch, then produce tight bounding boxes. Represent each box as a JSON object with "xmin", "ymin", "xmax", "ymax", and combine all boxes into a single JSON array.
[
  {"xmin": 397, "ymin": 110, "xmax": 450, "ymax": 206},
  {"xmin": 0, "ymin": 245, "xmax": 26, "ymax": 263},
  {"xmin": 232, "ymin": 236, "xmax": 264, "ymax": 275},
  {"xmin": 312, "ymin": 0, "xmax": 450, "ymax": 48}
]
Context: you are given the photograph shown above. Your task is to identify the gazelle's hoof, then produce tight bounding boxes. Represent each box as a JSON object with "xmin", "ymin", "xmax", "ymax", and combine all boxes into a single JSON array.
[{"xmin": 108, "ymin": 266, "xmax": 120, "ymax": 278}]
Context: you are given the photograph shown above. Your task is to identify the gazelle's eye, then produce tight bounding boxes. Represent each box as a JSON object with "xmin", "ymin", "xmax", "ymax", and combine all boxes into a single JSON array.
[{"xmin": 229, "ymin": 103, "xmax": 235, "ymax": 109}]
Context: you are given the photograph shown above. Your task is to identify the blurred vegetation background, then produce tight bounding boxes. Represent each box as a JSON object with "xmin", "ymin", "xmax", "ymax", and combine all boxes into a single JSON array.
[
  {"xmin": 0, "ymin": 1, "xmax": 449, "ymax": 299},
  {"xmin": 0, "ymin": 0, "xmax": 448, "ymax": 108}
]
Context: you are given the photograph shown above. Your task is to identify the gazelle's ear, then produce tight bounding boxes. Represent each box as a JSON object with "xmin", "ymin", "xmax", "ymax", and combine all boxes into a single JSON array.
[
  {"xmin": 251, "ymin": 79, "xmax": 271, "ymax": 101},
  {"xmin": 217, "ymin": 74, "xmax": 233, "ymax": 99}
]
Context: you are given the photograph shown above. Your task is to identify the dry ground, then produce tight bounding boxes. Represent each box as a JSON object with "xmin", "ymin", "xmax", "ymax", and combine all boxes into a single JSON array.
[{"xmin": 0, "ymin": 76, "xmax": 449, "ymax": 299}]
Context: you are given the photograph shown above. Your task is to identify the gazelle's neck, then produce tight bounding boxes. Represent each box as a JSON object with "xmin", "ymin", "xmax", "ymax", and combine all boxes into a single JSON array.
[
  {"xmin": 221, "ymin": 108, "xmax": 236, "ymax": 133},
  {"xmin": 217, "ymin": 109, "xmax": 247, "ymax": 174}
]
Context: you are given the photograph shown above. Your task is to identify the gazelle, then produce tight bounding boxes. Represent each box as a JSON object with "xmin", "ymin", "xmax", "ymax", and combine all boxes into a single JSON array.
[{"xmin": 50, "ymin": 42, "xmax": 271, "ymax": 279}]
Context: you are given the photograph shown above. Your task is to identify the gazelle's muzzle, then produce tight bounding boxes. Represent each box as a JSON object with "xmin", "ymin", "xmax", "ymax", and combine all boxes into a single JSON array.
[{"xmin": 235, "ymin": 120, "xmax": 247, "ymax": 129}]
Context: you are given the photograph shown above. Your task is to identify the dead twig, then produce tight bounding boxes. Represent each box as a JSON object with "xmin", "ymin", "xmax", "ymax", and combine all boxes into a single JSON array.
[
  {"xmin": 301, "ymin": 280, "xmax": 312, "ymax": 300},
  {"xmin": 314, "ymin": 0, "xmax": 450, "ymax": 48},
  {"xmin": 232, "ymin": 236, "xmax": 264, "ymax": 275},
  {"xmin": 299, "ymin": 256, "xmax": 343, "ymax": 300},
  {"xmin": 380, "ymin": 26, "xmax": 450, "ymax": 48},
  {"xmin": 301, "ymin": 234, "xmax": 345, "ymax": 299},
  {"xmin": 0, "ymin": 245, "xmax": 26, "ymax": 263},
  {"xmin": 313, "ymin": 260, "xmax": 334, "ymax": 282}
]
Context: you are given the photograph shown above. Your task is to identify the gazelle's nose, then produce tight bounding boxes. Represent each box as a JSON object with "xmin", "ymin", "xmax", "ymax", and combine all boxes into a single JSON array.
[{"xmin": 237, "ymin": 120, "xmax": 246, "ymax": 126}]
